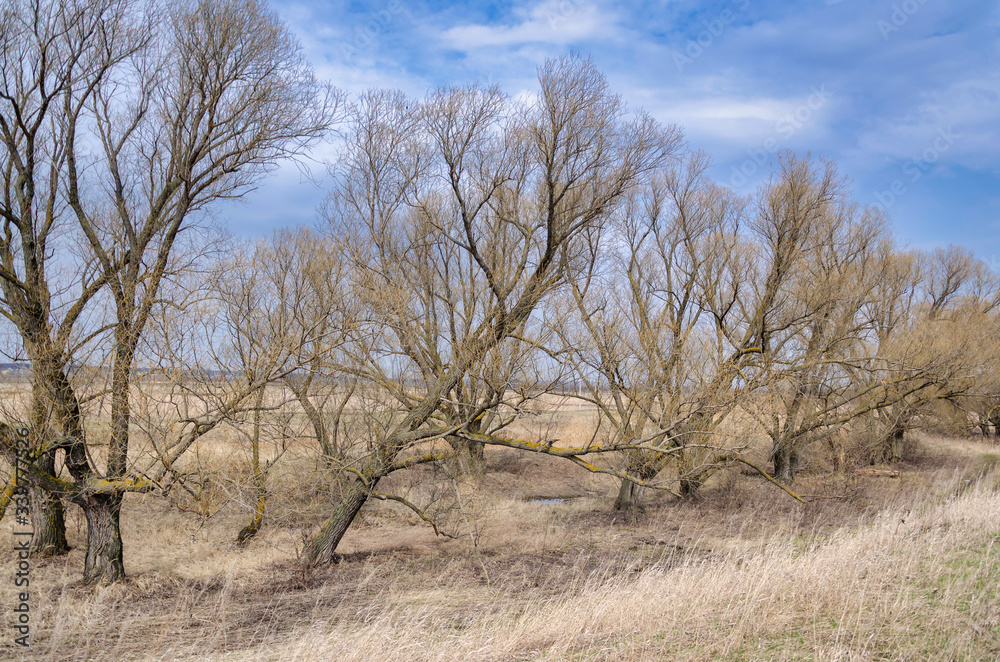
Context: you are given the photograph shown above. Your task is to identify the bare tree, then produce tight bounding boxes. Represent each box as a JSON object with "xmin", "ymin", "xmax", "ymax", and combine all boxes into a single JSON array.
[
  {"xmin": 216, "ymin": 229, "xmax": 355, "ymax": 544},
  {"xmin": 746, "ymin": 177, "xmax": 894, "ymax": 479},
  {"xmin": 548, "ymin": 149, "xmax": 761, "ymax": 508},
  {"xmin": 0, "ymin": 0, "xmax": 141, "ymax": 558},
  {"xmin": 745, "ymin": 194, "xmax": 995, "ymax": 477},
  {"xmin": 303, "ymin": 57, "xmax": 676, "ymax": 565},
  {"xmin": 1, "ymin": 0, "xmax": 338, "ymax": 583},
  {"xmin": 868, "ymin": 246, "xmax": 1000, "ymax": 456},
  {"xmin": 270, "ymin": 228, "xmax": 360, "ymax": 468}
]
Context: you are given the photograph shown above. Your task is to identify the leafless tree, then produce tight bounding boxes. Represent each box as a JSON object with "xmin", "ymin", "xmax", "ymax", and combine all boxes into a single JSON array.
[
  {"xmin": 218, "ymin": 228, "xmax": 356, "ymax": 544},
  {"xmin": 548, "ymin": 149, "xmax": 758, "ymax": 508},
  {"xmin": 0, "ymin": 0, "xmax": 140, "ymax": 558},
  {"xmin": 270, "ymin": 228, "xmax": 361, "ymax": 468},
  {"xmin": 302, "ymin": 56, "xmax": 677, "ymax": 565},
  {"xmin": 878, "ymin": 246, "xmax": 1000, "ymax": 450},
  {"xmin": 0, "ymin": 0, "xmax": 339, "ymax": 582}
]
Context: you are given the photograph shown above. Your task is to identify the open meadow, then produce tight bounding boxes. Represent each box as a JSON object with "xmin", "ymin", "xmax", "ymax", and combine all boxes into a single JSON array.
[{"xmin": 2, "ymin": 420, "xmax": 998, "ymax": 661}]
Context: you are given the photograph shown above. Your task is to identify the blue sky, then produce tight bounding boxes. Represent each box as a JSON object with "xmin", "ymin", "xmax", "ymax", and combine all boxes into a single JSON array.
[{"xmin": 222, "ymin": 0, "xmax": 1000, "ymax": 266}]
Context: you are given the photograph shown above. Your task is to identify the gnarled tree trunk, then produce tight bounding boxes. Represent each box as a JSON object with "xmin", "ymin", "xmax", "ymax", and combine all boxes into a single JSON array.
[
  {"xmin": 27, "ymin": 366, "xmax": 70, "ymax": 557},
  {"xmin": 82, "ymin": 493, "xmax": 124, "ymax": 584},
  {"xmin": 614, "ymin": 458, "xmax": 662, "ymax": 510},
  {"xmin": 28, "ymin": 457, "xmax": 69, "ymax": 557},
  {"xmin": 872, "ymin": 425, "xmax": 905, "ymax": 464}
]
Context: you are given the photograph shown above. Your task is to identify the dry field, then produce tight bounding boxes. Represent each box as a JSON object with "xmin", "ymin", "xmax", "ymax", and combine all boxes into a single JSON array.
[{"xmin": 1, "ymin": 421, "xmax": 998, "ymax": 661}]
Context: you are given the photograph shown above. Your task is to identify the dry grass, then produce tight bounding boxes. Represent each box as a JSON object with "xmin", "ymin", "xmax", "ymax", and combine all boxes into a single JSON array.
[{"xmin": 1, "ymin": 428, "xmax": 999, "ymax": 660}]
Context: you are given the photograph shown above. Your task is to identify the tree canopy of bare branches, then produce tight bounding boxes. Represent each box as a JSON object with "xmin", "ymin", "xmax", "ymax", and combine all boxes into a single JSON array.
[{"xmin": 0, "ymin": 0, "xmax": 338, "ymax": 582}]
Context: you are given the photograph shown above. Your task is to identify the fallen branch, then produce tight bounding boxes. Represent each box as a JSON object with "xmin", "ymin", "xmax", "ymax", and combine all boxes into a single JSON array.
[
  {"xmin": 854, "ymin": 468, "xmax": 900, "ymax": 478},
  {"xmin": 727, "ymin": 456, "xmax": 806, "ymax": 502},
  {"xmin": 370, "ymin": 492, "xmax": 459, "ymax": 540}
]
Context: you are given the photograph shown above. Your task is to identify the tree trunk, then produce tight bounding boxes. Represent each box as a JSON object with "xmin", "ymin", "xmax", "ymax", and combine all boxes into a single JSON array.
[
  {"xmin": 888, "ymin": 426, "xmax": 905, "ymax": 463},
  {"xmin": 772, "ymin": 443, "xmax": 798, "ymax": 483},
  {"xmin": 988, "ymin": 413, "xmax": 1000, "ymax": 439},
  {"xmin": 238, "ymin": 391, "xmax": 267, "ymax": 546},
  {"xmin": 827, "ymin": 437, "xmax": 844, "ymax": 474},
  {"xmin": 468, "ymin": 439, "xmax": 485, "ymax": 464},
  {"xmin": 676, "ymin": 449, "xmax": 709, "ymax": 498},
  {"xmin": 870, "ymin": 424, "xmax": 905, "ymax": 464},
  {"xmin": 678, "ymin": 475, "xmax": 703, "ymax": 498},
  {"xmin": 447, "ymin": 416, "xmax": 486, "ymax": 475},
  {"xmin": 458, "ymin": 439, "xmax": 485, "ymax": 475},
  {"xmin": 28, "ymin": 377, "xmax": 69, "ymax": 557},
  {"xmin": 614, "ymin": 478, "xmax": 641, "ymax": 511},
  {"xmin": 108, "ymin": 340, "xmax": 133, "ymax": 478},
  {"xmin": 237, "ymin": 488, "xmax": 266, "ymax": 546},
  {"xmin": 82, "ymin": 494, "xmax": 124, "ymax": 584},
  {"xmin": 82, "ymin": 336, "xmax": 132, "ymax": 584},
  {"xmin": 29, "ymin": 450, "xmax": 69, "ymax": 557},
  {"xmin": 304, "ymin": 478, "xmax": 374, "ymax": 566}
]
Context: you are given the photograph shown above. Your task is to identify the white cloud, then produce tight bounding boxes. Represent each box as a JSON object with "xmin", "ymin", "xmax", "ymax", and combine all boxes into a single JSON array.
[
  {"xmin": 629, "ymin": 88, "xmax": 836, "ymax": 150},
  {"xmin": 440, "ymin": 1, "xmax": 618, "ymax": 49}
]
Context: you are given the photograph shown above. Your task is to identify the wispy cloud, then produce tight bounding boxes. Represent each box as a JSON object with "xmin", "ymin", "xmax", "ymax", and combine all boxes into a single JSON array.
[{"xmin": 439, "ymin": 1, "xmax": 618, "ymax": 49}]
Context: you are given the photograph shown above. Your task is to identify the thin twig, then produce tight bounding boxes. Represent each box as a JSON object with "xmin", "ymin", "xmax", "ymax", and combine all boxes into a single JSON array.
[
  {"xmin": 370, "ymin": 492, "xmax": 459, "ymax": 540},
  {"xmin": 445, "ymin": 469, "xmax": 491, "ymax": 586}
]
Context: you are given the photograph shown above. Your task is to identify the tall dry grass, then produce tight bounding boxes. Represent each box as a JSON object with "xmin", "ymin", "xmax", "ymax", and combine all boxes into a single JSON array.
[
  {"xmin": 2, "ymin": 439, "xmax": 997, "ymax": 661},
  {"xmin": 223, "ymin": 467, "xmax": 1000, "ymax": 662}
]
